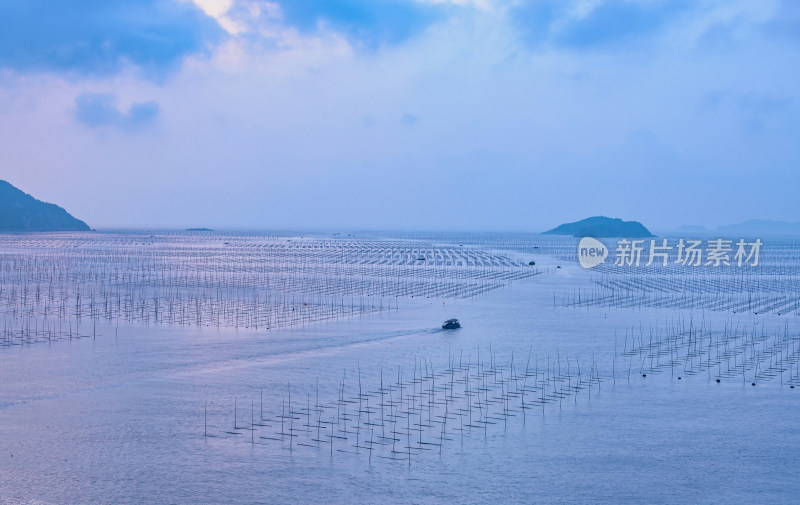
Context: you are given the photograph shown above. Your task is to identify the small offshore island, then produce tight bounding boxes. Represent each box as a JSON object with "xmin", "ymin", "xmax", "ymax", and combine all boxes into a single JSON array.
[{"xmin": 544, "ymin": 216, "xmax": 654, "ymax": 238}]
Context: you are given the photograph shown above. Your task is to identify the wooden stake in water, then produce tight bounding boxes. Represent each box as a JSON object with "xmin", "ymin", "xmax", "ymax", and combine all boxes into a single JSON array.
[{"xmin": 613, "ymin": 331, "xmax": 617, "ymax": 386}]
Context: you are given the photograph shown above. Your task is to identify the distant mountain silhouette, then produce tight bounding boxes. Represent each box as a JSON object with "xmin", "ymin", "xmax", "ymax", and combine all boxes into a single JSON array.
[
  {"xmin": 675, "ymin": 224, "xmax": 708, "ymax": 233},
  {"xmin": 716, "ymin": 219, "xmax": 800, "ymax": 235},
  {"xmin": 544, "ymin": 216, "xmax": 654, "ymax": 238},
  {"xmin": 0, "ymin": 180, "xmax": 90, "ymax": 231}
]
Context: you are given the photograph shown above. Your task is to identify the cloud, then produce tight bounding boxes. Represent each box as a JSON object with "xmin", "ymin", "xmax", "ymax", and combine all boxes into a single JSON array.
[
  {"xmin": 737, "ymin": 91, "xmax": 793, "ymax": 134},
  {"xmin": 512, "ymin": 0, "xmax": 693, "ymax": 49},
  {"xmin": 764, "ymin": 0, "xmax": 800, "ymax": 40},
  {"xmin": 74, "ymin": 93, "xmax": 160, "ymax": 130},
  {"xmin": 258, "ymin": 0, "xmax": 448, "ymax": 47},
  {"xmin": 739, "ymin": 92, "xmax": 791, "ymax": 114},
  {"xmin": 2, "ymin": 0, "xmax": 799, "ymax": 231},
  {"xmin": 0, "ymin": 0, "xmax": 451, "ymax": 81},
  {"xmin": 0, "ymin": 0, "xmax": 224, "ymax": 77},
  {"xmin": 400, "ymin": 113, "xmax": 419, "ymax": 125}
]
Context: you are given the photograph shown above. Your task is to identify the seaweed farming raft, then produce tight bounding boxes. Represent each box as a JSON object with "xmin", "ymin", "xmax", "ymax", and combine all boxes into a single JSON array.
[
  {"xmin": 0, "ymin": 232, "xmax": 541, "ymax": 349},
  {"xmin": 204, "ymin": 349, "xmax": 604, "ymax": 464}
]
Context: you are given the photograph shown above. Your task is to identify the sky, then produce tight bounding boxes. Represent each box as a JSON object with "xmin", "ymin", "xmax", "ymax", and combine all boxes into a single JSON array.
[{"xmin": 0, "ymin": 0, "xmax": 798, "ymax": 232}]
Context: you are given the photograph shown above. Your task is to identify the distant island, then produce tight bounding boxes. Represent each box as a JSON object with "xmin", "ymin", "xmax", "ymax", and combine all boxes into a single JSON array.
[
  {"xmin": 0, "ymin": 180, "xmax": 90, "ymax": 231},
  {"xmin": 676, "ymin": 224, "xmax": 708, "ymax": 233},
  {"xmin": 186, "ymin": 227, "xmax": 214, "ymax": 231},
  {"xmin": 544, "ymin": 216, "xmax": 654, "ymax": 238},
  {"xmin": 716, "ymin": 219, "xmax": 800, "ymax": 236}
]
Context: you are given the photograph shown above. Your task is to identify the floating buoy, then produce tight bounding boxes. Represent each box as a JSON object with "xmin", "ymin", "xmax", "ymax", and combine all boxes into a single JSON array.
[
  {"xmin": 751, "ymin": 383, "xmax": 756, "ymax": 386},
  {"xmin": 678, "ymin": 377, "xmax": 682, "ymax": 380},
  {"xmin": 642, "ymin": 373, "xmax": 647, "ymax": 377},
  {"xmin": 716, "ymin": 379, "xmax": 721, "ymax": 383}
]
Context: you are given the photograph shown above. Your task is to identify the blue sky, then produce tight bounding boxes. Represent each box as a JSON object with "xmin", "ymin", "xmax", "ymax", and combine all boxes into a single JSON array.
[{"xmin": 0, "ymin": 0, "xmax": 798, "ymax": 231}]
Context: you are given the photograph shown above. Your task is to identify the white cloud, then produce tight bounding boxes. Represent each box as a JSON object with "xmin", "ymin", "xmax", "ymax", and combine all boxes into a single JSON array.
[
  {"xmin": 189, "ymin": 0, "xmax": 249, "ymax": 34},
  {"xmin": 191, "ymin": 0, "xmax": 233, "ymax": 18},
  {"xmin": 1, "ymin": 0, "xmax": 798, "ymax": 229},
  {"xmin": 412, "ymin": 0, "xmax": 496, "ymax": 10}
]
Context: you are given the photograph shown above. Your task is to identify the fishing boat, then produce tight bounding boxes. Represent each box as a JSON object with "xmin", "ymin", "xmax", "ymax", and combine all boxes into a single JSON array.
[{"xmin": 442, "ymin": 318, "xmax": 461, "ymax": 330}]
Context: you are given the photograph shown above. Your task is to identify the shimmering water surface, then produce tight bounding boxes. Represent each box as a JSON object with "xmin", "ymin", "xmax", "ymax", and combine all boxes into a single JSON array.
[{"xmin": 1, "ymin": 231, "xmax": 798, "ymax": 504}]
